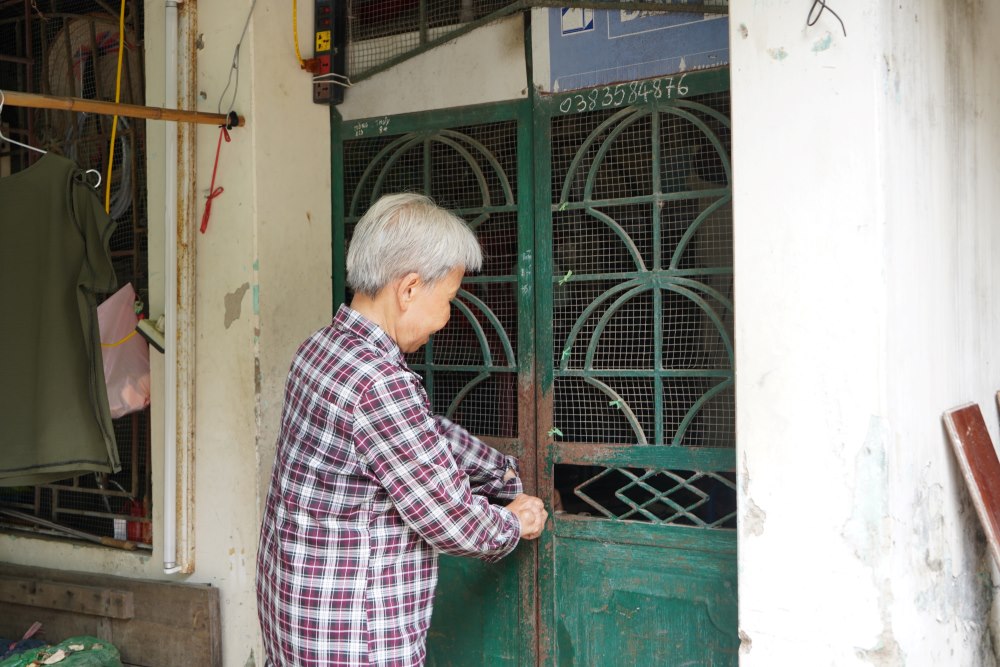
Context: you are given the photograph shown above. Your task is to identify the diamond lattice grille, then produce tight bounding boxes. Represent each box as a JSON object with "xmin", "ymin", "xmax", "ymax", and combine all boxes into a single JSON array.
[{"xmin": 574, "ymin": 467, "xmax": 736, "ymax": 528}]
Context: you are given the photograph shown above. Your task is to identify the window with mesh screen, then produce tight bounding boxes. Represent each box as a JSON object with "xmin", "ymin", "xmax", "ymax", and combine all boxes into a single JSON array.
[
  {"xmin": 342, "ymin": 119, "xmax": 524, "ymax": 440},
  {"xmin": 547, "ymin": 88, "xmax": 735, "ymax": 528},
  {"xmin": 0, "ymin": 0, "xmax": 152, "ymax": 549},
  {"xmin": 348, "ymin": 0, "xmax": 518, "ymax": 78}
]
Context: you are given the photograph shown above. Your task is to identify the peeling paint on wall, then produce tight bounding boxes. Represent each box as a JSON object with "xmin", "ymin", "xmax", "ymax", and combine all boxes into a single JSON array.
[
  {"xmin": 910, "ymin": 479, "xmax": 948, "ymax": 583},
  {"xmin": 856, "ymin": 625, "xmax": 904, "ymax": 664},
  {"xmin": 812, "ymin": 32, "xmax": 833, "ymax": 52},
  {"xmin": 741, "ymin": 452, "xmax": 765, "ymax": 537},
  {"xmin": 252, "ymin": 260, "xmax": 261, "ymax": 315},
  {"xmin": 841, "ymin": 416, "xmax": 909, "ymax": 665},
  {"xmin": 768, "ymin": 47, "xmax": 788, "ymax": 60},
  {"xmin": 738, "ymin": 628, "xmax": 753, "ymax": 655},
  {"xmin": 227, "ymin": 546, "xmax": 249, "ymax": 586},
  {"xmin": 745, "ymin": 498, "xmax": 767, "ymax": 537},
  {"xmin": 843, "ymin": 416, "xmax": 890, "ymax": 564},
  {"xmin": 224, "ymin": 282, "xmax": 251, "ymax": 329}
]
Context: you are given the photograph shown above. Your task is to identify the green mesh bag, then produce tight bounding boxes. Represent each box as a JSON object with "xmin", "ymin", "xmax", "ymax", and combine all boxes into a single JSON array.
[{"xmin": 0, "ymin": 636, "xmax": 121, "ymax": 667}]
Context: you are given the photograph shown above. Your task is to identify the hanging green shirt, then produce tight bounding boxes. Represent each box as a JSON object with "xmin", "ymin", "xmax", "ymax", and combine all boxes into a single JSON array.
[{"xmin": 0, "ymin": 153, "xmax": 119, "ymax": 485}]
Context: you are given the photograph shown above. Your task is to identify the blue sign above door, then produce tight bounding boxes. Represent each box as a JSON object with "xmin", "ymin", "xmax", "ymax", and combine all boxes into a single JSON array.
[{"xmin": 546, "ymin": 7, "xmax": 729, "ymax": 93}]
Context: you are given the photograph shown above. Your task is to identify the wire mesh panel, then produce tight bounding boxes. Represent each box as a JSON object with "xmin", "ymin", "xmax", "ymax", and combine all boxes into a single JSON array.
[
  {"xmin": 0, "ymin": 0, "xmax": 151, "ymax": 549},
  {"xmin": 348, "ymin": 0, "xmax": 515, "ymax": 78},
  {"xmin": 345, "ymin": 1, "xmax": 729, "ymax": 82},
  {"xmin": 538, "ymin": 69, "xmax": 735, "ymax": 527},
  {"xmin": 341, "ymin": 114, "xmax": 526, "ymax": 440}
]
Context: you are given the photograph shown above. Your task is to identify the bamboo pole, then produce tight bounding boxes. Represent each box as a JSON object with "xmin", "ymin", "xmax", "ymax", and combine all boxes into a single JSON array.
[{"xmin": 1, "ymin": 89, "xmax": 245, "ymax": 128}]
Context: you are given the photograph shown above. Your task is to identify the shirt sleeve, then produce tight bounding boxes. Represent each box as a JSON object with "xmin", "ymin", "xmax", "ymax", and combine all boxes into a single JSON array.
[
  {"xmin": 354, "ymin": 373, "xmax": 521, "ymax": 563},
  {"xmin": 434, "ymin": 415, "xmax": 522, "ymax": 501}
]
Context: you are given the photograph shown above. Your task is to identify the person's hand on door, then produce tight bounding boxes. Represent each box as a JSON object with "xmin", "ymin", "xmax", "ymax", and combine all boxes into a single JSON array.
[{"xmin": 507, "ymin": 493, "xmax": 548, "ymax": 540}]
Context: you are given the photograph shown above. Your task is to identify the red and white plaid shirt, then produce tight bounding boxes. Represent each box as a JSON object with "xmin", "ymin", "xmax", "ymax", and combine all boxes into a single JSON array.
[{"xmin": 257, "ymin": 305, "xmax": 522, "ymax": 666}]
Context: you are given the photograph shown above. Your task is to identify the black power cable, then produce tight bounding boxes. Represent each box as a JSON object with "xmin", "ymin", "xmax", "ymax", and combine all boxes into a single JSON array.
[{"xmin": 807, "ymin": 0, "xmax": 847, "ymax": 37}]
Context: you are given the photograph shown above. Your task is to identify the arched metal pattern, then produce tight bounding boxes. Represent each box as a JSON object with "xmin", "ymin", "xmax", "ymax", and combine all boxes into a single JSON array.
[
  {"xmin": 549, "ymin": 94, "xmax": 733, "ymax": 449},
  {"xmin": 340, "ymin": 113, "xmax": 527, "ymax": 441},
  {"xmin": 539, "ymin": 71, "xmax": 736, "ymax": 530}
]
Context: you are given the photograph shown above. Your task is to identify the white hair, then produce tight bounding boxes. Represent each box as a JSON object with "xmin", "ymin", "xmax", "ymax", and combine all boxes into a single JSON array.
[{"xmin": 347, "ymin": 193, "xmax": 482, "ymax": 296}]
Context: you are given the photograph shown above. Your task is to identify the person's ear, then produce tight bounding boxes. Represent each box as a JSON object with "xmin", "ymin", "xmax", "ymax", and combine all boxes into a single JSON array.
[{"xmin": 395, "ymin": 272, "xmax": 422, "ymax": 311}]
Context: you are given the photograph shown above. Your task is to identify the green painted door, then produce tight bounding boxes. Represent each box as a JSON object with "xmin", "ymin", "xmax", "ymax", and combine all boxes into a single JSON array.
[
  {"xmin": 534, "ymin": 70, "xmax": 737, "ymax": 666},
  {"xmin": 334, "ymin": 102, "xmax": 538, "ymax": 667},
  {"xmin": 332, "ymin": 67, "xmax": 736, "ymax": 666}
]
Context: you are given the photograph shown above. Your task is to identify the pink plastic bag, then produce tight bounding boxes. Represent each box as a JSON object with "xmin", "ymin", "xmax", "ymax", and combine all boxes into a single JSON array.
[{"xmin": 97, "ymin": 283, "xmax": 150, "ymax": 418}]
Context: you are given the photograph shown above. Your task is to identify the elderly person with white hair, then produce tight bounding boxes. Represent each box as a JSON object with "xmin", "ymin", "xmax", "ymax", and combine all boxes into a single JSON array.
[{"xmin": 256, "ymin": 193, "xmax": 547, "ymax": 667}]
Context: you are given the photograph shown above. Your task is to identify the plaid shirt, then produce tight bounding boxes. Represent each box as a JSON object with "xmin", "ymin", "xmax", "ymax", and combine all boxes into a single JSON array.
[{"xmin": 257, "ymin": 305, "xmax": 522, "ymax": 666}]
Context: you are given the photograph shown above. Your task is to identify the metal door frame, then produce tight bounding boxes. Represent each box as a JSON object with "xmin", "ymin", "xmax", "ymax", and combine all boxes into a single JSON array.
[{"xmin": 330, "ymin": 65, "xmax": 738, "ymax": 663}]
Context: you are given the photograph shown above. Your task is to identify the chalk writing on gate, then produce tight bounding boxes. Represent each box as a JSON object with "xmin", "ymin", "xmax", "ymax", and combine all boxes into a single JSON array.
[
  {"xmin": 353, "ymin": 117, "xmax": 392, "ymax": 137},
  {"xmin": 556, "ymin": 75, "xmax": 689, "ymax": 114}
]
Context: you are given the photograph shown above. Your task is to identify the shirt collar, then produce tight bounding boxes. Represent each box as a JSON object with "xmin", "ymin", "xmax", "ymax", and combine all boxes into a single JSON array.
[{"xmin": 334, "ymin": 304, "xmax": 406, "ymax": 366}]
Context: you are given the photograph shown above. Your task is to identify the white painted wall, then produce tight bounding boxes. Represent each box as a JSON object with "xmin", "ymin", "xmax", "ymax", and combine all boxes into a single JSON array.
[
  {"xmin": 169, "ymin": 0, "xmax": 333, "ymax": 662},
  {"xmin": 732, "ymin": 1, "xmax": 1000, "ymax": 664}
]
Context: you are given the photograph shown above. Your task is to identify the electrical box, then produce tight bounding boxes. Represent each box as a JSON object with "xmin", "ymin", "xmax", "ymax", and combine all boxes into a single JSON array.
[{"xmin": 313, "ymin": 0, "xmax": 347, "ymax": 105}]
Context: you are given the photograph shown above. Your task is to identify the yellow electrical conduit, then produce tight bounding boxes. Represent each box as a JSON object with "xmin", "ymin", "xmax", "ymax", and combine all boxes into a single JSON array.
[
  {"xmin": 292, "ymin": 0, "xmax": 307, "ymax": 69},
  {"xmin": 104, "ymin": 0, "xmax": 127, "ymax": 213}
]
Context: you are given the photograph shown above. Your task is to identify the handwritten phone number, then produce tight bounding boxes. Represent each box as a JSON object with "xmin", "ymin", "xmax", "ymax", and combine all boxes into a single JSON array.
[{"xmin": 557, "ymin": 76, "xmax": 689, "ymax": 114}]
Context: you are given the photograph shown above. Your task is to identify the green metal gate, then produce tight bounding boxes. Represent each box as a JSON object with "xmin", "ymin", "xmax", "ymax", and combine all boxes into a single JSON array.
[
  {"xmin": 335, "ymin": 102, "xmax": 538, "ymax": 666},
  {"xmin": 332, "ymin": 67, "xmax": 736, "ymax": 666},
  {"xmin": 534, "ymin": 69, "xmax": 737, "ymax": 666}
]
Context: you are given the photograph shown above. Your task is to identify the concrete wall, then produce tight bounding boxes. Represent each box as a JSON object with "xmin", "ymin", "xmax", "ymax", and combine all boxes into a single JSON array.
[
  {"xmin": 732, "ymin": 1, "xmax": 1000, "ymax": 664},
  {"xmin": 881, "ymin": 1, "xmax": 1000, "ymax": 662},
  {"xmin": 336, "ymin": 14, "xmax": 527, "ymax": 121}
]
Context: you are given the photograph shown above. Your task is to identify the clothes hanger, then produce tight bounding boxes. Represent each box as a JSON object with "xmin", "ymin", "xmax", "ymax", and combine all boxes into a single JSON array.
[
  {"xmin": 0, "ymin": 89, "xmax": 45, "ymax": 156},
  {"xmin": 0, "ymin": 89, "xmax": 102, "ymax": 188}
]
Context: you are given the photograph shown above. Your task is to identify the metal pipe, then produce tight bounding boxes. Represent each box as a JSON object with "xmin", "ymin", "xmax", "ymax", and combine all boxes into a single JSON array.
[
  {"xmin": 0, "ymin": 507, "xmax": 137, "ymax": 551},
  {"xmin": 163, "ymin": 0, "xmax": 180, "ymax": 574}
]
